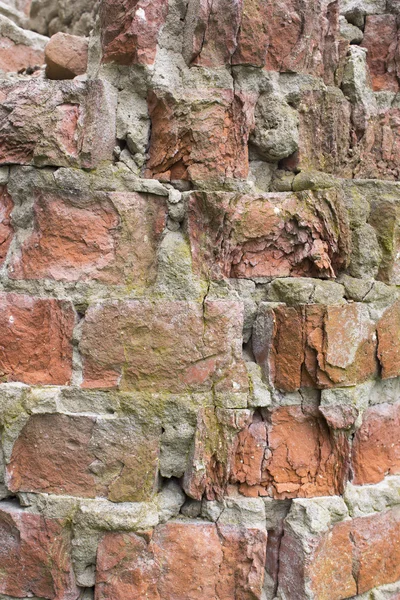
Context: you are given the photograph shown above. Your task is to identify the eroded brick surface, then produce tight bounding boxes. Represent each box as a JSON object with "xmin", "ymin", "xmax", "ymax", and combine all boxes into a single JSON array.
[
  {"xmin": 7, "ymin": 413, "xmax": 159, "ymax": 501},
  {"xmin": 1, "ymin": 0, "xmax": 400, "ymax": 598},
  {"xmin": 0, "ymin": 502, "xmax": 79, "ymax": 599},
  {"xmin": 0, "ymin": 293, "xmax": 74, "ymax": 385},
  {"xmin": 0, "ymin": 79, "xmax": 116, "ymax": 168},
  {"xmin": 100, "ymin": 0, "xmax": 169, "ymax": 65},
  {"xmin": 231, "ymin": 406, "xmax": 349, "ymax": 499},
  {"xmin": 362, "ymin": 14, "xmax": 400, "ymax": 92},
  {"xmin": 352, "ymin": 402, "xmax": 400, "ymax": 485},
  {"xmin": 10, "ymin": 190, "xmax": 167, "ymax": 285},
  {"xmin": 280, "ymin": 507, "xmax": 400, "ymax": 599},
  {"xmin": 187, "ymin": 189, "xmax": 350, "ymax": 280},
  {"xmin": 253, "ymin": 303, "xmax": 378, "ymax": 392},
  {"xmin": 80, "ymin": 300, "xmax": 248, "ymax": 394},
  {"xmin": 95, "ymin": 522, "xmax": 267, "ymax": 600},
  {"xmin": 145, "ymin": 88, "xmax": 255, "ymax": 182}
]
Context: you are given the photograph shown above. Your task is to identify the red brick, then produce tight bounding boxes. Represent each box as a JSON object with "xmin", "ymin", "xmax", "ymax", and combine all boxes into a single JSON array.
[
  {"xmin": 0, "ymin": 501, "xmax": 79, "ymax": 599},
  {"xmin": 10, "ymin": 190, "xmax": 167, "ymax": 285},
  {"xmin": 0, "ymin": 293, "xmax": 74, "ymax": 385},
  {"xmin": 309, "ymin": 521, "xmax": 356, "ymax": 600},
  {"xmin": 100, "ymin": 0, "xmax": 168, "ymax": 65},
  {"xmin": 80, "ymin": 300, "xmax": 248, "ymax": 393},
  {"xmin": 362, "ymin": 14, "xmax": 400, "ymax": 92},
  {"xmin": 0, "ymin": 79, "xmax": 116, "ymax": 168},
  {"xmin": 185, "ymin": 0, "xmax": 340, "ymax": 79},
  {"xmin": 377, "ymin": 301, "xmax": 400, "ymax": 379},
  {"xmin": 280, "ymin": 507, "xmax": 400, "ymax": 598},
  {"xmin": 231, "ymin": 406, "xmax": 349, "ymax": 499},
  {"xmin": 263, "ymin": 0, "xmax": 340, "ymax": 84},
  {"xmin": 145, "ymin": 88, "xmax": 255, "ymax": 182},
  {"xmin": 279, "ymin": 520, "xmax": 356, "ymax": 600},
  {"xmin": 184, "ymin": 0, "xmax": 242, "ymax": 67},
  {"xmin": 0, "ymin": 186, "xmax": 13, "ymax": 265},
  {"xmin": 253, "ymin": 303, "xmax": 377, "ymax": 392},
  {"xmin": 231, "ymin": 0, "xmax": 269, "ymax": 66},
  {"xmin": 187, "ymin": 189, "xmax": 350, "ymax": 280},
  {"xmin": 7, "ymin": 413, "xmax": 159, "ymax": 501},
  {"xmin": 95, "ymin": 522, "xmax": 267, "ymax": 600},
  {"xmin": 352, "ymin": 402, "xmax": 400, "ymax": 485},
  {"xmin": 294, "ymin": 88, "xmax": 353, "ymax": 177},
  {"xmin": 45, "ymin": 32, "xmax": 88, "ymax": 80},
  {"xmin": 356, "ymin": 105, "xmax": 400, "ymax": 180},
  {"xmin": 352, "ymin": 508, "xmax": 400, "ymax": 593},
  {"xmin": 183, "ymin": 408, "xmax": 251, "ymax": 501}
]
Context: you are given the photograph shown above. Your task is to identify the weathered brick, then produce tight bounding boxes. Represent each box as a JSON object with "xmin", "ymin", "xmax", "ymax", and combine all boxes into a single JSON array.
[
  {"xmin": 10, "ymin": 190, "xmax": 167, "ymax": 285},
  {"xmin": 80, "ymin": 300, "xmax": 248, "ymax": 394},
  {"xmin": 95, "ymin": 521, "xmax": 267, "ymax": 600},
  {"xmin": 292, "ymin": 88, "xmax": 353, "ymax": 177},
  {"xmin": 279, "ymin": 519, "xmax": 356, "ymax": 600},
  {"xmin": 362, "ymin": 14, "xmax": 400, "ymax": 92},
  {"xmin": 231, "ymin": 0, "xmax": 269, "ymax": 66},
  {"xmin": 377, "ymin": 300, "xmax": 400, "ymax": 378},
  {"xmin": 7, "ymin": 412, "xmax": 159, "ymax": 501},
  {"xmin": 0, "ymin": 293, "xmax": 74, "ymax": 385},
  {"xmin": 369, "ymin": 196, "xmax": 400, "ymax": 283},
  {"xmin": 45, "ymin": 32, "xmax": 88, "ymax": 80},
  {"xmin": 184, "ymin": 0, "xmax": 242, "ymax": 67},
  {"xmin": 262, "ymin": 0, "xmax": 341, "ymax": 83},
  {"xmin": 231, "ymin": 406, "xmax": 349, "ymax": 499},
  {"xmin": 0, "ymin": 79, "xmax": 116, "ymax": 168},
  {"xmin": 253, "ymin": 303, "xmax": 377, "ymax": 392},
  {"xmin": 183, "ymin": 407, "xmax": 252, "ymax": 501},
  {"xmin": 187, "ymin": 189, "xmax": 350, "ymax": 280},
  {"xmin": 0, "ymin": 36, "xmax": 44, "ymax": 74},
  {"xmin": 184, "ymin": 0, "xmax": 340, "ymax": 80},
  {"xmin": 351, "ymin": 508, "xmax": 400, "ymax": 593},
  {"xmin": 0, "ymin": 501, "xmax": 79, "ymax": 599},
  {"xmin": 279, "ymin": 506, "xmax": 400, "ymax": 599},
  {"xmin": 100, "ymin": 0, "xmax": 168, "ymax": 65},
  {"xmin": 352, "ymin": 402, "xmax": 400, "ymax": 485},
  {"xmin": 355, "ymin": 104, "xmax": 400, "ymax": 180},
  {"xmin": 0, "ymin": 186, "xmax": 13, "ymax": 265},
  {"xmin": 145, "ymin": 88, "xmax": 255, "ymax": 182}
]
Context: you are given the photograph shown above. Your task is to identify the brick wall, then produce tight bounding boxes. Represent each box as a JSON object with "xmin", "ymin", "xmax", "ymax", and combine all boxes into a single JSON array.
[{"xmin": 1, "ymin": 0, "xmax": 400, "ymax": 599}]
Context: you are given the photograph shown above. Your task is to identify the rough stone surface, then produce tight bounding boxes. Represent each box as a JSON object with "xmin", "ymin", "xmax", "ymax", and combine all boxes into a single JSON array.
[
  {"xmin": 29, "ymin": 0, "xmax": 97, "ymax": 37},
  {"xmin": 0, "ymin": 14, "xmax": 47, "ymax": 73},
  {"xmin": 0, "ymin": 0, "xmax": 400, "ymax": 597},
  {"xmin": 231, "ymin": 406, "xmax": 349, "ymax": 499},
  {"xmin": 279, "ymin": 502, "xmax": 400, "ymax": 599},
  {"xmin": 253, "ymin": 302, "xmax": 377, "ymax": 392},
  {"xmin": 0, "ymin": 185, "xmax": 13, "ymax": 265},
  {"xmin": 361, "ymin": 14, "xmax": 400, "ymax": 92},
  {"xmin": 377, "ymin": 301, "xmax": 400, "ymax": 378}
]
